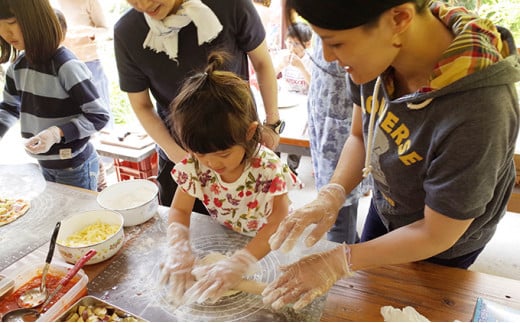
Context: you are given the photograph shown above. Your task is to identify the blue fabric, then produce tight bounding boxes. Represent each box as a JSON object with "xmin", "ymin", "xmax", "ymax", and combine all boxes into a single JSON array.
[
  {"xmin": 327, "ymin": 202, "xmax": 359, "ymax": 244},
  {"xmin": 85, "ymin": 59, "xmax": 113, "ymax": 130},
  {"xmin": 307, "ymin": 37, "xmax": 368, "ymax": 243},
  {"xmin": 41, "ymin": 150, "xmax": 99, "ymax": 190},
  {"xmin": 360, "ymin": 199, "xmax": 389, "ymax": 242}
]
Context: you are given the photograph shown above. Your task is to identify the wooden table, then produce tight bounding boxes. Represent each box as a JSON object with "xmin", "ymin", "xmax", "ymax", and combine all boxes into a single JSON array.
[
  {"xmin": 322, "ymin": 262, "xmax": 520, "ymax": 321},
  {"xmin": 2, "ymin": 179, "xmax": 520, "ymax": 321}
]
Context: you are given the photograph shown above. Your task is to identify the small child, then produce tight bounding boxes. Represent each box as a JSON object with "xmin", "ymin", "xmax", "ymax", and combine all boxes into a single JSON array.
[
  {"xmin": 0, "ymin": 0, "xmax": 109, "ymax": 190},
  {"xmin": 159, "ymin": 51, "xmax": 302, "ymax": 305},
  {"xmin": 274, "ymin": 21, "xmax": 313, "ymax": 95},
  {"xmin": 274, "ymin": 21, "xmax": 313, "ymax": 175}
]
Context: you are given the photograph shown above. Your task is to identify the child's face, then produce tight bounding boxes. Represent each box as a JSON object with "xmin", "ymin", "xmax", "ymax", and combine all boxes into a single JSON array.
[
  {"xmin": 126, "ymin": 0, "xmax": 182, "ymax": 20},
  {"xmin": 193, "ymin": 145, "xmax": 247, "ymax": 182},
  {"xmin": 0, "ymin": 17, "xmax": 24, "ymax": 50},
  {"xmin": 285, "ymin": 36, "xmax": 306, "ymax": 57}
]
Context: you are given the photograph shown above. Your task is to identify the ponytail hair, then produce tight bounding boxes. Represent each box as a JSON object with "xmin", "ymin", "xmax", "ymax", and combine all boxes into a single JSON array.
[{"xmin": 169, "ymin": 51, "xmax": 261, "ymax": 160}]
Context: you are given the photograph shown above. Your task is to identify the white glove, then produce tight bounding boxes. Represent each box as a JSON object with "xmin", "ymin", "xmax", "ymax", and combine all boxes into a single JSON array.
[
  {"xmin": 159, "ymin": 223, "xmax": 196, "ymax": 306},
  {"xmin": 183, "ymin": 249, "xmax": 257, "ymax": 304},
  {"xmin": 262, "ymin": 243, "xmax": 353, "ymax": 311},
  {"xmin": 24, "ymin": 126, "xmax": 61, "ymax": 154},
  {"xmin": 269, "ymin": 183, "xmax": 346, "ymax": 252}
]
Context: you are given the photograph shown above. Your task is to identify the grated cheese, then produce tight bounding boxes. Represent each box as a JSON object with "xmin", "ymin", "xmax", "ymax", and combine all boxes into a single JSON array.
[{"xmin": 60, "ymin": 221, "xmax": 119, "ymax": 247}]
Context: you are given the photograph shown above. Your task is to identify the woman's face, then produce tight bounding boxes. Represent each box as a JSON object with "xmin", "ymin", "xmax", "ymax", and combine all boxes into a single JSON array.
[
  {"xmin": 126, "ymin": 0, "xmax": 181, "ymax": 20},
  {"xmin": 312, "ymin": 20, "xmax": 399, "ymax": 85},
  {"xmin": 0, "ymin": 17, "xmax": 24, "ymax": 50}
]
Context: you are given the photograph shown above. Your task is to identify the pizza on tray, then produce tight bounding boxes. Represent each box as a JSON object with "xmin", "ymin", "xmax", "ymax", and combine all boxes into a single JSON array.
[{"xmin": 0, "ymin": 197, "xmax": 30, "ymax": 226}]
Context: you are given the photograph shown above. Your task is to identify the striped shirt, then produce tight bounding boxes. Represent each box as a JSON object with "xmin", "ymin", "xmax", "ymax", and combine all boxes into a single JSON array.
[{"xmin": 0, "ymin": 46, "xmax": 109, "ymax": 169}]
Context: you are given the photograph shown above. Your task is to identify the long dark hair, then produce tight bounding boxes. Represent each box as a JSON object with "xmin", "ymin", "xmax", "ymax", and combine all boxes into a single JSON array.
[
  {"xmin": 169, "ymin": 51, "xmax": 262, "ymax": 160},
  {"xmin": 0, "ymin": 0, "xmax": 62, "ymax": 65}
]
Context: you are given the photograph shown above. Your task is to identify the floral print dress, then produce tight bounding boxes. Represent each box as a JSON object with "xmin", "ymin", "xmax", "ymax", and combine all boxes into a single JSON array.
[{"xmin": 171, "ymin": 145, "xmax": 302, "ymax": 237}]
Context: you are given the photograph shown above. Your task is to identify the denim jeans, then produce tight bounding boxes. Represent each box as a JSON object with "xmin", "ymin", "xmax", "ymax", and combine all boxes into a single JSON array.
[
  {"xmin": 41, "ymin": 151, "xmax": 99, "ymax": 191},
  {"xmin": 327, "ymin": 201, "xmax": 360, "ymax": 244},
  {"xmin": 360, "ymin": 199, "xmax": 483, "ymax": 269}
]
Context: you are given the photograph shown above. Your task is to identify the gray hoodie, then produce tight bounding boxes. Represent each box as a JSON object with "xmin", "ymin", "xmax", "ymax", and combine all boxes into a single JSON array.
[{"xmin": 349, "ymin": 21, "xmax": 520, "ymax": 259}]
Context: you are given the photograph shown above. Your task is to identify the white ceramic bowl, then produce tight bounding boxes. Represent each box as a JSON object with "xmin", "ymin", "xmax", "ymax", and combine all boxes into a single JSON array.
[
  {"xmin": 57, "ymin": 210, "xmax": 124, "ymax": 265},
  {"xmin": 96, "ymin": 179, "xmax": 159, "ymax": 227}
]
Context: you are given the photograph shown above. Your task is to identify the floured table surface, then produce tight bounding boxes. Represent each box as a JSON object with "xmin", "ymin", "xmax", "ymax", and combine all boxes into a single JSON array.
[
  {"xmin": 0, "ymin": 163, "xmax": 101, "ymax": 271},
  {"xmin": 88, "ymin": 211, "xmax": 335, "ymax": 321}
]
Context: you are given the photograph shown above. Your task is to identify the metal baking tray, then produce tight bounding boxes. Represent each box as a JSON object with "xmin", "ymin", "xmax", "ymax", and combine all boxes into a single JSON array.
[{"xmin": 56, "ymin": 295, "xmax": 147, "ymax": 322}]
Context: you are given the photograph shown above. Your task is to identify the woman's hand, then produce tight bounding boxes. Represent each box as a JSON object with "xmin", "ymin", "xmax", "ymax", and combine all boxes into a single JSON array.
[
  {"xmin": 269, "ymin": 183, "xmax": 346, "ymax": 252},
  {"xmin": 262, "ymin": 244, "xmax": 352, "ymax": 311}
]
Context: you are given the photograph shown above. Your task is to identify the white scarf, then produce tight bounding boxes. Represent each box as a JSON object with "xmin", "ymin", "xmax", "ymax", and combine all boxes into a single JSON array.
[{"xmin": 143, "ymin": 0, "xmax": 223, "ymax": 62}]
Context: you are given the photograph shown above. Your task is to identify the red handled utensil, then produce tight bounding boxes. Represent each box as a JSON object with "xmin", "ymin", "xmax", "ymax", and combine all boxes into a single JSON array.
[{"xmin": 1, "ymin": 249, "xmax": 96, "ymax": 322}]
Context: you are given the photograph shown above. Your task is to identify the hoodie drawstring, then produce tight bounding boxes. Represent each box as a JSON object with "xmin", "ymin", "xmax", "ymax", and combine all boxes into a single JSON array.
[{"xmin": 362, "ymin": 76, "xmax": 382, "ymax": 178}]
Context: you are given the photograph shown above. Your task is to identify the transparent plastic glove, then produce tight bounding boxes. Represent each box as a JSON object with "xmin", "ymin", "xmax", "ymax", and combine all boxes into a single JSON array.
[
  {"xmin": 183, "ymin": 249, "xmax": 257, "ymax": 304},
  {"xmin": 159, "ymin": 223, "xmax": 196, "ymax": 306},
  {"xmin": 262, "ymin": 244, "xmax": 353, "ymax": 311},
  {"xmin": 269, "ymin": 183, "xmax": 346, "ymax": 252},
  {"xmin": 24, "ymin": 126, "xmax": 61, "ymax": 154}
]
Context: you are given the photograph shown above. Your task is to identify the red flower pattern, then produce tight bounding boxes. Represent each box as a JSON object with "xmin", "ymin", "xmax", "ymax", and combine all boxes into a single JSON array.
[
  {"xmin": 213, "ymin": 197, "xmax": 223, "ymax": 208},
  {"xmin": 247, "ymin": 200, "xmax": 258, "ymax": 209},
  {"xmin": 247, "ymin": 220, "xmax": 258, "ymax": 230},
  {"xmin": 172, "ymin": 146, "xmax": 302, "ymax": 235}
]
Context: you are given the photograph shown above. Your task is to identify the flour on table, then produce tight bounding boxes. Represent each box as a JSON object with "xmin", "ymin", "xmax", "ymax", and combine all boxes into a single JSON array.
[{"xmin": 195, "ymin": 252, "xmax": 242, "ymax": 297}]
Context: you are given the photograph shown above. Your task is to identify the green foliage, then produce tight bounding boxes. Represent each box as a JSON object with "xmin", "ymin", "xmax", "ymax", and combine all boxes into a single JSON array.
[
  {"xmin": 100, "ymin": 2, "xmax": 136, "ymax": 126},
  {"xmin": 478, "ymin": 1, "xmax": 520, "ymax": 42},
  {"xmin": 445, "ymin": 0, "xmax": 520, "ymax": 44},
  {"xmin": 108, "ymin": 76, "xmax": 134, "ymax": 126}
]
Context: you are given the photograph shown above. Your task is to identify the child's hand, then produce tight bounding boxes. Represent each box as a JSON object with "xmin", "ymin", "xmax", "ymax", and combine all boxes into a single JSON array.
[
  {"xmin": 288, "ymin": 53, "xmax": 305, "ymax": 70},
  {"xmin": 183, "ymin": 249, "xmax": 257, "ymax": 304},
  {"xmin": 24, "ymin": 126, "xmax": 61, "ymax": 154},
  {"xmin": 159, "ymin": 223, "xmax": 196, "ymax": 306}
]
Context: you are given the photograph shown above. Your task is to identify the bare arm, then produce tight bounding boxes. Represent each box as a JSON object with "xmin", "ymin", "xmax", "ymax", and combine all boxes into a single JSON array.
[
  {"xmin": 127, "ymin": 91, "xmax": 187, "ymax": 163},
  {"xmin": 248, "ymin": 40, "xmax": 279, "ymax": 125},
  {"xmin": 168, "ymin": 186, "xmax": 196, "ymax": 228},
  {"xmin": 244, "ymin": 194, "xmax": 290, "ymax": 260},
  {"xmin": 350, "ymin": 206, "xmax": 474, "ymax": 270},
  {"xmin": 329, "ymin": 103, "xmax": 366, "ymax": 195},
  {"xmin": 248, "ymin": 41, "xmax": 281, "ymax": 149}
]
